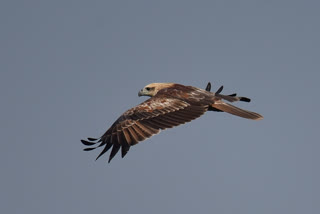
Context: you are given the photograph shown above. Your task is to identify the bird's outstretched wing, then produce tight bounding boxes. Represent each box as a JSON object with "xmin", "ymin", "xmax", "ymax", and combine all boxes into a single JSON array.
[{"xmin": 81, "ymin": 95, "xmax": 208, "ymax": 162}]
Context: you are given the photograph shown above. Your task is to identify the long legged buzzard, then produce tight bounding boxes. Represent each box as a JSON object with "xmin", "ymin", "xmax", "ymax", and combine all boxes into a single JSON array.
[{"xmin": 81, "ymin": 82, "xmax": 263, "ymax": 163}]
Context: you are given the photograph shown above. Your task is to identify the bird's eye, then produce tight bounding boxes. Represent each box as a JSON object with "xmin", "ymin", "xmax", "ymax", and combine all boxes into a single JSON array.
[{"xmin": 146, "ymin": 87, "xmax": 151, "ymax": 91}]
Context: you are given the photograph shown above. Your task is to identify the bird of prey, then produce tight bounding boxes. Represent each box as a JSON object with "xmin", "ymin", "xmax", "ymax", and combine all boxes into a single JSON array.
[{"xmin": 81, "ymin": 82, "xmax": 263, "ymax": 163}]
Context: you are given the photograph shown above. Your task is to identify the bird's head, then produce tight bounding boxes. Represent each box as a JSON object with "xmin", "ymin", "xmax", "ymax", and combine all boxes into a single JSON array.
[{"xmin": 138, "ymin": 83, "xmax": 175, "ymax": 97}]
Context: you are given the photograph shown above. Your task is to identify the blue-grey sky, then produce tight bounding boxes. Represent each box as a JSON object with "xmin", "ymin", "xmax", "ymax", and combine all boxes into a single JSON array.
[{"xmin": 1, "ymin": 0, "xmax": 319, "ymax": 214}]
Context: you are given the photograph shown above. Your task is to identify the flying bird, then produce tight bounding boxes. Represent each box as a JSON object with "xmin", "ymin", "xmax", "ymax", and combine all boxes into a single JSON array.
[{"xmin": 81, "ymin": 82, "xmax": 263, "ymax": 163}]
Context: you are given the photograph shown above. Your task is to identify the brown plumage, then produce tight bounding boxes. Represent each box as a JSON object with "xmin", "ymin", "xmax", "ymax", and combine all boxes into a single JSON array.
[{"xmin": 81, "ymin": 82, "xmax": 263, "ymax": 163}]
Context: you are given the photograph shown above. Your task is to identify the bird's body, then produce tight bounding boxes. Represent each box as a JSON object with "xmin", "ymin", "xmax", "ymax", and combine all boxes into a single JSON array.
[{"xmin": 81, "ymin": 82, "xmax": 263, "ymax": 162}]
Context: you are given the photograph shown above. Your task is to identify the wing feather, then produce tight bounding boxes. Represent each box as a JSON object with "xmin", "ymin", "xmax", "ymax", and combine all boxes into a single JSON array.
[
  {"xmin": 121, "ymin": 143, "xmax": 130, "ymax": 158},
  {"xmin": 147, "ymin": 118, "xmax": 174, "ymax": 129},
  {"xmin": 95, "ymin": 136, "xmax": 112, "ymax": 160},
  {"xmin": 109, "ymin": 142, "xmax": 120, "ymax": 163},
  {"xmin": 135, "ymin": 121, "xmax": 159, "ymax": 136},
  {"xmin": 156, "ymin": 115, "xmax": 183, "ymax": 126},
  {"xmin": 133, "ymin": 123, "xmax": 153, "ymax": 138},
  {"xmin": 131, "ymin": 124, "xmax": 147, "ymax": 141},
  {"xmin": 159, "ymin": 114, "xmax": 184, "ymax": 124},
  {"xmin": 122, "ymin": 128, "xmax": 132, "ymax": 145},
  {"xmin": 82, "ymin": 95, "xmax": 208, "ymax": 162}
]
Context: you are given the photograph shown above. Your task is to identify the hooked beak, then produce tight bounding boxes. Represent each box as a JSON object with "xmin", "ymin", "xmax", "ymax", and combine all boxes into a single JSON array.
[{"xmin": 138, "ymin": 90, "xmax": 144, "ymax": 97}]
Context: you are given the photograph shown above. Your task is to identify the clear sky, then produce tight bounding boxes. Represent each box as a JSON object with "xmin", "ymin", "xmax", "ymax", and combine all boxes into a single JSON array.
[{"xmin": 1, "ymin": 0, "xmax": 319, "ymax": 214}]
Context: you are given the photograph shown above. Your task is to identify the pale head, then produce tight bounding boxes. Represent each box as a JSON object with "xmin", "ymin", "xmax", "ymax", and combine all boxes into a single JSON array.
[{"xmin": 138, "ymin": 83, "xmax": 175, "ymax": 97}]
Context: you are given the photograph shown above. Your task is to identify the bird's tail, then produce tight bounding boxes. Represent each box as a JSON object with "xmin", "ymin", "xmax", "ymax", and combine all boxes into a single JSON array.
[
  {"xmin": 205, "ymin": 83, "xmax": 263, "ymax": 120},
  {"xmin": 210, "ymin": 101, "xmax": 263, "ymax": 120}
]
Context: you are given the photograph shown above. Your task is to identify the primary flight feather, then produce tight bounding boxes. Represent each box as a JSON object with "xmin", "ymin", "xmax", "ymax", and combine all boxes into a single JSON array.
[{"xmin": 81, "ymin": 82, "xmax": 263, "ymax": 163}]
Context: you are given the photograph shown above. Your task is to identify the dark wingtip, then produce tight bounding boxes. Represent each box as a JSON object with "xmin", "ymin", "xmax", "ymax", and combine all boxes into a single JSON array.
[
  {"xmin": 81, "ymin": 139, "xmax": 96, "ymax": 146},
  {"xmin": 108, "ymin": 144, "xmax": 120, "ymax": 163},
  {"xmin": 108, "ymin": 154, "xmax": 114, "ymax": 163},
  {"xmin": 96, "ymin": 152, "xmax": 105, "ymax": 161},
  {"xmin": 95, "ymin": 142, "xmax": 113, "ymax": 161},
  {"xmin": 87, "ymin": 137, "xmax": 99, "ymax": 141},
  {"xmin": 83, "ymin": 147, "xmax": 96, "ymax": 151},
  {"xmin": 240, "ymin": 97, "xmax": 251, "ymax": 102},
  {"xmin": 216, "ymin": 85, "xmax": 223, "ymax": 94},
  {"xmin": 121, "ymin": 145, "xmax": 130, "ymax": 158},
  {"xmin": 225, "ymin": 94, "xmax": 250, "ymax": 102},
  {"xmin": 205, "ymin": 82, "xmax": 211, "ymax": 91}
]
